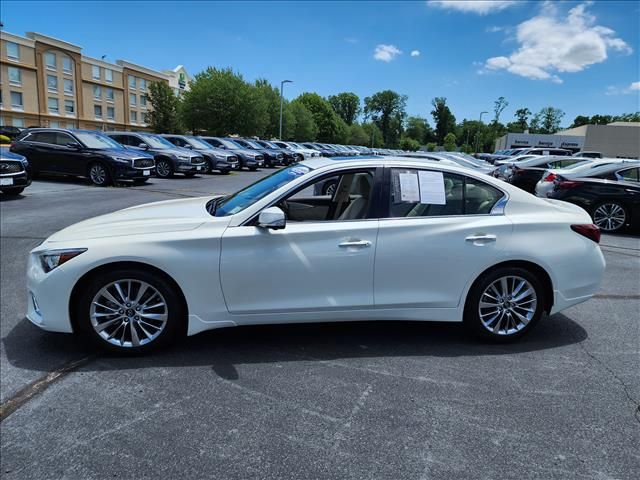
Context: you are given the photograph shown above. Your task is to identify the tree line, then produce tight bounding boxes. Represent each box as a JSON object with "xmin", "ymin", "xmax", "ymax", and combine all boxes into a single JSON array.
[{"xmin": 146, "ymin": 67, "xmax": 640, "ymax": 152}]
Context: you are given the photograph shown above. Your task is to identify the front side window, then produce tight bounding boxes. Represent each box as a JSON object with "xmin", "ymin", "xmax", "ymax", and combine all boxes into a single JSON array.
[
  {"xmin": 64, "ymin": 78, "xmax": 74, "ymax": 93},
  {"xmin": 94, "ymin": 105, "xmax": 102, "ymax": 118},
  {"xmin": 93, "ymin": 85, "xmax": 101, "ymax": 99},
  {"xmin": 6, "ymin": 41, "xmax": 19, "ymax": 60},
  {"xmin": 62, "ymin": 56, "xmax": 72, "ymax": 73},
  {"xmin": 92, "ymin": 65, "xmax": 100, "ymax": 80},
  {"xmin": 74, "ymin": 131, "xmax": 124, "ymax": 150},
  {"xmin": 48, "ymin": 97, "xmax": 59, "ymax": 114},
  {"xmin": 47, "ymin": 74, "xmax": 58, "ymax": 91},
  {"xmin": 8, "ymin": 66, "xmax": 21, "ymax": 84},
  {"xmin": 10, "ymin": 91, "xmax": 23, "ymax": 108},
  {"xmin": 64, "ymin": 100, "xmax": 75, "ymax": 114},
  {"xmin": 105, "ymin": 69, "xmax": 113, "ymax": 82},
  {"xmin": 45, "ymin": 52, "xmax": 56, "ymax": 69},
  {"xmin": 618, "ymin": 168, "xmax": 639, "ymax": 182}
]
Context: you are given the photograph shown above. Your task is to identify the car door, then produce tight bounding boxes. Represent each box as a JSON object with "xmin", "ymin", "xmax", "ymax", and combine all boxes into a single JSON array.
[
  {"xmin": 52, "ymin": 132, "xmax": 86, "ymax": 175},
  {"xmin": 219, "ymin": 168, "xmax": 381, "ymax": 315},
  {"xmin": 374, "ymin": 167, "xmax": 513, "ymax": 310},
  {"xmin": 25, "ymin": 131, "xmax": 61, "ymax": 173}
]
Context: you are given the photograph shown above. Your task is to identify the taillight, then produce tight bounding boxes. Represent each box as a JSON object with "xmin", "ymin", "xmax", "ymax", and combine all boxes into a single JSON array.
[
  {"xmin": 571, "ymin": 224, "xmax": 601, "ymax": 243},
  {"xmin": 543, "ymin": 172, "xmax": 556, "ymax": 182},
  {"xmin": 556, "ymin": 180, "xmax": 581, "ymax": 189}
]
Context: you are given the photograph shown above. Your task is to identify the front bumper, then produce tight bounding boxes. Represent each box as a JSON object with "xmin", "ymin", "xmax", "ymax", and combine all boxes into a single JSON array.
[
  {"xmin": 113, "ymin": 167, "xmax": 154, "ymax": 180},
  {"xmin": 0, "ymin": 171, "xmax": 32, "ymax": 189},
  {"xmin": 176, "ymin": 162, "xmax": 206, "ymax": 173}
]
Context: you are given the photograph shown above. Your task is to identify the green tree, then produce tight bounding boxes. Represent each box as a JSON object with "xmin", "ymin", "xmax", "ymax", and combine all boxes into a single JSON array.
[
  {"xmin": 146, "ymin": 81, "xmax": 182, "ymax": 133},
  {"xmin": 404, "ymin": 116, "xmax": 434, "ymax": 145},
  {"xmin": 443, "ymin": 132, "xmax": 457, "ymax": 151},
  {"xmin": 296, "ymin": 92, "xmax": 344, "ymax": 142},
  {"xmin": 530, "ymin": 107, "xmax": 565, "ymax": 134},
  {"xmin": 328, "ymin": 92, "xmax": 361, "ymax": 125},
  {"xmin": 614, "ymin": 112, "xmax": 640, "ymax": 122},
  {"xmin": 426, "ymin": 142, "xmax": 437, "ymax": 152},
  {"xmin": 362, "ymin": 122, "xmax": 384, "ymax": 148},
  {"xmin": 430, "ymin": 97, "xmax": 456, "ymax": 144},
  {"xmin": 254, "ymin": 78, "xmax": 283, "ymax": 137},
  {"xmin": 364, "ymin": 90, "xmax": 407, "ymax": 147},
  {"xmin": 347, "ymin": 123, "xmax": 369, "ymax": 145},
  {"xmin": 287, "ymin": 100, "xmax": 318, "ymax": 141},
  {"xmin": 513, "ymin": 108, "xmax": 531, "ymax": 131},
  {"xmin": 493, "ymin": 96, "xmax": 509, "ymax": 125},
  {"xmin": 399, "ymin": 137, "xmax": 420, "ymax": 151},
  {"xmin": 180, "ymin": 67, "xmax": 268, "ymax": 136},
  {"xmin": 569, "ymin": 115, "xmax": 590, "ymax": 128}
]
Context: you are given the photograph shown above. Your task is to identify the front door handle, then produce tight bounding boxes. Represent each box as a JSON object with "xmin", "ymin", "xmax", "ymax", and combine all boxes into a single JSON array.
[
  {"xmin": 339, "ymin": 240, "xmax": 372, "ymax": 248},
  {"xmin": 465, "ymin": 234, "xmax": 497, "ymax": 245}
]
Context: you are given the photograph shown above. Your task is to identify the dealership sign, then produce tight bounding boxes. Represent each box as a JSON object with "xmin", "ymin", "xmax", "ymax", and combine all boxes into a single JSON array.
[{"xmin": 504, "ymin": 133, "xmax": 584, "ymax": 150}]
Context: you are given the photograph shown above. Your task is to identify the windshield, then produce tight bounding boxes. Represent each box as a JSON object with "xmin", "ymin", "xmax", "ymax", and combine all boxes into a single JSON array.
[
  {"xmin": 220, "ymin": 138, "xmax": 242, "ymax": 149},
  {"xmin": 245, "ymin": 140, "xmax": 263, "ymax": 149},
  {"xmin": 75, "ymin": 132, "xmax": 124, "ymax": 150},
  {"xmin": 188, "ymin": 137, "xmax": 215, "ymax": 150},
  {"xmin": 213, "ymin": 165, "xmax": 312, "ymax": 217},
  {"xmin": 138, "ymin": 134, "xmax": 175, "ymax": 149}
]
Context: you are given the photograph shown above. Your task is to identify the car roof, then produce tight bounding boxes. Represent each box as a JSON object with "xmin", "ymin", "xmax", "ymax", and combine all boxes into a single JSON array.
[{"xmin": 299, "ymin": 156, "xmax": 474, "ymax": 171}]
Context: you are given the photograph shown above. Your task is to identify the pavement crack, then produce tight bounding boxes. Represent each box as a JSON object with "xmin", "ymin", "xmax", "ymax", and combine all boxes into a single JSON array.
[{"xmin": 0, "ymin": 355, "xmax": 97, "ymax": 422}]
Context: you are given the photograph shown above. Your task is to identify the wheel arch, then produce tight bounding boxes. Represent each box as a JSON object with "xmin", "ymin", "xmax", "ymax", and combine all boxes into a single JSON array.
[
  {"xmin": 465, "ymin": 260, "xmax": 554, "ymax": 314},
  {"xmin": 69, "ymin": 261, "xmax": 189, "ymax": 334}
]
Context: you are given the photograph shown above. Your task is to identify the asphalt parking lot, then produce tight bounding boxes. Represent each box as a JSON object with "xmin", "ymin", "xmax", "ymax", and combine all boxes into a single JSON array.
[{"xmin": 1, "ymin": 172, "xmax": 639, "ymax": 480}]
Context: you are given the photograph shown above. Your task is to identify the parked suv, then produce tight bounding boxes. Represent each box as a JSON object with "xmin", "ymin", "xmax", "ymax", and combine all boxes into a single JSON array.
[
  {"xmin": 232, "ymin": 138, "xmax": 284, "ymax": 168},
  {"xmin": 271, "ymin": 141, "xmax": 318, "ymax": 159},
  {"xmin": 107, "ymin": 132, "xmax": 206, "ymax": 178},
  {"xmin": 199, "ymin": 137, "xmax": 263, "ymax": 170},
  {"xmin": 159, "ymin": 134, "xmax": 236, "ymax": 174},
  {"xmin": 11, "ymin": 129, "xmax": 154, "ymax": 186},
  {"xmin": 253, "ymin": 139, "xmax": 297, "ymax": 165},
  {"xmin": 0, "ymin": 147, "xmax": 32, "ymax": 196}
]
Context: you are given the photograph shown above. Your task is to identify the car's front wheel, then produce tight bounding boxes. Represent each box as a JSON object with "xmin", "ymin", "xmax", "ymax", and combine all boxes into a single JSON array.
[
  {"xmin": 88, "ymin": 162, "xmax": 111, "ymax": 187},
  {"xmin": 1, "ymin": 187, "xmax": 25, "ymax": 196},
  {"xmin": 464, "ymin": 267, "xmax": 545, "ymax": 342},
  {"xmin": 592, "ymin": 201, "xmax": 627, "ymax": 233},
  {"xmin": 156, "ymin": 159, "xmax": 173, "ymax": 178},
  {"xmin": 77, "ymin": 269, "xmax": 185, "ymax": 353}
]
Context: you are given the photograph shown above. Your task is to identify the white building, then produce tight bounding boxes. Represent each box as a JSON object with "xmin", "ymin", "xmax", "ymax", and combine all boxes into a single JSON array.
[
  {"xmin": 163, "ymin": 65, "xmax": 191, "ymax": 97},
  {"xmin": 494, "ymin": 132, "xmax": 584, "ymax": 153}
]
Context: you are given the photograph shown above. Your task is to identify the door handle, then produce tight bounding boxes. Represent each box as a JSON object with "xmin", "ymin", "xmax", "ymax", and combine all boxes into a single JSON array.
[
  {"xmin": 465, "ymin": 234, "xmax": 497, "ymax": 244},
  {"xmin": 339, "ymin": 240, "xmax": 372, "ymax": 248}
]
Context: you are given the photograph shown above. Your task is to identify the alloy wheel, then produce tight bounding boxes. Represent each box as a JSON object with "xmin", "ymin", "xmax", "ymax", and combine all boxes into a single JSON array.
[
  {"xmin": 156, "ymin": 160, "xmax": 172, "ymax": 177},
  {"xmin": 324, "ymin": 183, "xmax": 337, "ymax": 196},
  {"xmin": 89, "ymin": 164, "xmax": 107, "ymax": 185},
  {"xmin": 89, "ymin": 279, "xmax": 168, "ymax": 348},
  {"xmin": 478, "ymin": 276, "xmax": 537, "ymax": 336},
  {"xmin": 593, "ymin": 203, "xmax": 626, "ymax": 232}
]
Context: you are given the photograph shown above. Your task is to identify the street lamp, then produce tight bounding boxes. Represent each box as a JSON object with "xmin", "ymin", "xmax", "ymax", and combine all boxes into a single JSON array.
[
  {"xmin": 279, "ymin": 80, "xmax": 292, "ymax": 140},
  {"xmin": 474, "ymin": 111, "xmax": 488, "ymax": 154}
]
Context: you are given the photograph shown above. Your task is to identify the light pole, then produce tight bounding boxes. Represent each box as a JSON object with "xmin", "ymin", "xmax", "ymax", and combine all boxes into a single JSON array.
[
  {"xmin": 474, "ymin": 111, "xmax": 488, "ymax": 154},
  {"xmin": 279, "ymin": 80, "xmax": 292, "ymax": 140}
]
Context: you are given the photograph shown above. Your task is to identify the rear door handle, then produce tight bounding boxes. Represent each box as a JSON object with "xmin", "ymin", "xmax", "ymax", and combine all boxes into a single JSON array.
[
  {"xmin": 339, "ymin": 240, "xmax": 372, "ymax": 248},
  {"xmin": 465, "ymin": 234, "xmax": 497, "ymax": 244}
]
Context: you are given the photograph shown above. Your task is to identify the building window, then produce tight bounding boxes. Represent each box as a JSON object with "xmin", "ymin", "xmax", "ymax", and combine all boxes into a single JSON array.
[
  {"xmin": 105, "ymin": 69, "xmax": 113, "ymax": 83},
  {"xmin": 106, "ymin": 87, "xmax": 114, "ymax": 102},
  {"xmin": 48, "ymin": 97, "xmax": 59, "ymax": 114},
  {"xmin": 10, "ymin": 91, "xmax": 23, "ymax": 109},
  {"xmin": 130, "ymin": 111, "xmax": 137, "ymax": 124},
  {"xmin": 13, "ymin": 118, "xmax": 25, "ymax": 128},
  {"xmin": 107, "ymin": 106, "xmax": 115, "ymax": 120},
  {"xmin": 92, "ymin": 65, "xmax": 100, "ymax": 80},
  {"xmin": 6, "ymin": 42, "xmax": 20, "ymax": 60},
  {"xmin": 94, "ymin": 105, "xmax": 103, "ymax": 118},
  {"xmin": 64, "ymin": 78, "xmax": 74, "ymax": 94},
  {"xmin": 141, "ymin": 112, "xmax": 147, "ymax": 124},
  {"xmin": 128, "ymin": 75, "xmax": 136, "ymax": 89},
  {"xmin": 47, "ymin": 75, "xmax": 58, "ymax": 92},
  {"xmin": 8, "ymin": 66, "xmax": 21, "ymax": 85},
  {"xmin": 45, "ymin": 52, "xmax": 56, "ymax": 70},
  {"xmin": 129, "ymin": 93, "xmax": 136, "ymax": 106},
  {"xmin": 64, "ymin": 100, "xmax": 75, "ymax": 115},
  {"xmin": 62, "ymin": 56, "xmax": 72, "ymax": 73},
  {"xmin": 140, "ymin": 95, "xmax": 147, "ymax": 107},
  {"xmin": 49, "ymin": 121, "xmax": 60, "ymax": 128},
  {"xmin": 138, "ymin": 78, "xmax": 146, "ymax": 91},
  {"xmin": 93, "ymin": 85, "xmax": 102, "ymax": 99}
]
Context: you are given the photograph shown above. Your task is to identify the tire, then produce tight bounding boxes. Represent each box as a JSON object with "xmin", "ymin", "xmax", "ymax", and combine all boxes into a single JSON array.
[
  {"xmin": 322, "ymin": 180, "xmax": 338, "ymax": 196},
  {"xmin": 1, "ymin": 187, "xmax": 25, "ymax": 196},
  {"xmin": 249, "ymin": 166, "xmax": 258, "ymax": 171},
  {"xmin": 592, "ymin": 201, "xmax": 628, "ymax": 233},
  {"xmin": 76, "ymin": 268, "xmax": 186, "ymax": 354},
  {"xmin": 133, "ymin": 178, "xmax": 149, "ymax": 185},
  {"xmin": 184, "ymin": 172, "xmax": 196, "ymax": 177},
  {"xmin": 464, "ymin": 267, "xmax": 545, "ymax": 342},
  {"xmin": 220, "ymin": 169, "xmax": 231, "ymax": 175},
  {"xmin": 88, "ymin": 162, "xmax": 111, "ymax": 187},
  {"xmin": 155, "ymin": 159, "xmax": 173, "ymax": 178}
]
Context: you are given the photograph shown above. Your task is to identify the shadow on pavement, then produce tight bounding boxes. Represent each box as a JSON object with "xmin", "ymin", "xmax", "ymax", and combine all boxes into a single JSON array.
[{"xmin": 4, "ymin": 313, "xmax": 587, "ymax": 380}]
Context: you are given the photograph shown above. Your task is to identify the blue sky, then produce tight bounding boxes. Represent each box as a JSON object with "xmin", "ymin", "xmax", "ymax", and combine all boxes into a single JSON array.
[{"xmin": 2, "ymin": 0, "xmax": 638, "ymax": 126}]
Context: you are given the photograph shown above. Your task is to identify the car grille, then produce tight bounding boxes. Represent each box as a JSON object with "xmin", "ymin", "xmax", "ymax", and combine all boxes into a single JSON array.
[
  {"xmin": 132, "ymin": 158, "xmax": 154, "ymax": 169},
  {"xmin": 0, "ymin": 160, "xmax": 24, "ymax": 175},
  {"xmin": 255, "ymin": 155, "xmax": 264, "ymax": 161},
  {"xmin": 276, "ymin": 153, "xmax": 284, "ymax": 160},
  {"xmin": 191, "ymin": 156, "xmax": 205, "ymax": 164},
  {"xmin": 227, "ymin": 156, "xmax": 239, "ymax": 164}
]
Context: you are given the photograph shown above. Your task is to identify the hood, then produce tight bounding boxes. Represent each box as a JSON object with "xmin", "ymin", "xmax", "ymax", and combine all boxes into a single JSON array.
[
  {"xmin": 232, "ymin": 148, "xmax": 261, "ymax": 158},
  {"xmin": 136, "ymin": 146, "xmax": 193, "ymax": 158},
  {"xmin": 46, "ymin": 196, "xmax": 220, "ymax": 242},
  {"xmin": 97, "ymin": 148, "xmax": 154, "ymax": 159}
]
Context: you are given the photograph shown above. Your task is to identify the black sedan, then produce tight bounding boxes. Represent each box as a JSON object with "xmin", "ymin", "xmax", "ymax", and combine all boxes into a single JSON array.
[
  {"xmin": 0, "ymin": 148, "xmax": 32, "ymax": 196},
  {"xmin": 548, "ymin": 171, "xmax": 639, "ymax": 232}
]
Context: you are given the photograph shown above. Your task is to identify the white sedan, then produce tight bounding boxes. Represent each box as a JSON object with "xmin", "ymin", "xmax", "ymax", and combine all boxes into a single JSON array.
[{"xmin": 27, "ymin": 158, "xmax": 605, "ymax": 353}]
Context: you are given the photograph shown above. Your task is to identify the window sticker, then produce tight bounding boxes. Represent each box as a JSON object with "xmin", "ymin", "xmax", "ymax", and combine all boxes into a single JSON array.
[
  {"xmin": 398, "ymin": 172, "xmax": 420, "ymax": 203},
  {"xmin": 418, "ymin": 171, "xmax": 446, "ymax": 205}
]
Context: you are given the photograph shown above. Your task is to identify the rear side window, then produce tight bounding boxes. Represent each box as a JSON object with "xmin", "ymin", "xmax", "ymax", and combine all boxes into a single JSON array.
[
  {"xmin": 388, "ymin": 169, "xmax": 503, "ymax": 218},
  {"xmin": 28, "ymin": 132, "xmax": 57, "ymax": 144}
]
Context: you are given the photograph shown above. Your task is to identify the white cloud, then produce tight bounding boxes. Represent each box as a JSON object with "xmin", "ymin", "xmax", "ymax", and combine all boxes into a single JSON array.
[
  {"xmin": 428, "ymin": 1, "xmax": 517, "ymax": 15},
  {"xmin": 483, "ymin": 2, "xmax": 632, "ymax": 83},
  {"xmin": 373, "ymin": 44, "xmax": 402, "ymax": 62},
  {"xmin": 630, "ymin": 81, "xmax": 640, "ymax": 91},
  {"xmin": 605, "ymin": 81, "xmax": 640, "ymax": 95},
  {"xmin": 410, "ymin": 50, "xmax": 421, "ymax": 57}
]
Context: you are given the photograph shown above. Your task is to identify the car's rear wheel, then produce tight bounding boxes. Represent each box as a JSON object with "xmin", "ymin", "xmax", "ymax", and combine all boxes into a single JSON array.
[
  {"xmin": 464, "ymin": 267, "xmax": 544, "ymax": 342},
  {"xmin": 1, "ymin": 187, "xmax": 25, "ymax": 196},
  {"xmin": 592, "ymin": 202, "xmax": 627, "ymax": 232},
  {"xmin": 156, "ymin": 159, "xmax": 173, "ymax": 178},
  {"xmin": 322, "ymin": 180, "xmax": 338, "ymax": 196},
  {"xmin": 77, "ymin": 269, "xmax": 185, "ymax": 353},
  {"xmin": 88, "ymin": 162, "xmax": 111, "ymax": 187}
]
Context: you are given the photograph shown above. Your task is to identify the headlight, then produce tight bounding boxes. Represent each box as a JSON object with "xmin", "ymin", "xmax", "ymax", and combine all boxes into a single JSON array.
[
  {"xmin": 39, "ymin": 248, "xmax": 87, "ymax": 273},
  {"xmin": 114, "ymin": 157, "xmax": 133, "ymax": 165},
  {"xmin": 177, "ymin": 155, "xmax": 189, "ymax": 161}
]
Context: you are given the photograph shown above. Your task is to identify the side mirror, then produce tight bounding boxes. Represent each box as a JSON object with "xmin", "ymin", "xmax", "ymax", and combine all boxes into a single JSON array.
[
  {"xmin": 66, "ymin": 142, "xmax": 81, "ymax": 150},
  {"xmin": 258, "ymin": 207, "xmax": 286, "ymax": 230},
  {"xmin": 138, "ymin": 142, "xmax": 149, "ymax": 150}
]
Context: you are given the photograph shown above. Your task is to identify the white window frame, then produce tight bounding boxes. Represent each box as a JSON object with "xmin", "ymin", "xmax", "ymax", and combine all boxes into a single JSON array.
[
  {"xmin": 64, "ymin": 99, "xmax": 75, "ymax": 116},
  {"xmin": 8, "ymin": 66, "xmax": 22, "ymax": 86},
  {"xmin": 48, "ymin": 97, "xmax": 59, "ymax": 115},
  {"xmin": 129, "ymin": 93, "xmax": 136, "ymax": 106},
  {"xmin": 6, "ymin": 41, "xmax": 20, "ymax": 60},
  {"xmin": 63, "ymin": 78, "xmax": 74, "ymax": 95},
  {"xmin": 62, "ymin": 56, "xmax": 73, "ymax": 74},
  {"xmin": 139, "ymin": 95, "xmax": 147, "ymax": 107},
  {"xmin": 47, "ymin": 74, "xmax": 58, "ymax": 92},
  {"xmin": 94, "ymin": 104, "xmax": 103, "ymax": 119},
  {"xmin": 45, "ymin": 52, "xmax": 57, "ymax": 70},
  {"xmin": 92, "ymin": 65, "xmax": 100, "ymax": 80},
  {"xmin": 107, "ymin": 106, "xmax": 115, "ymax": 121},
  {"xmin": 105, "ymin": 69, "xmax": 113, "ymax": 83},
  {"xmin": 93, "ymin": 85, "xmax": 102, "ymax": 99},
  {"xmin": 130, "ymin": 110, "xmax": 137, "ymax": 124},
  {"xmin": 128, "ymin": 75, "xmax": 136, "ymax": 90},
  {"xmin": 10, "ymin": 91, "xmax": 23, "ymax": 110},
  {"xmin": 106, "ymin": 87, "xmax": 115, "ymax": 102}
]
